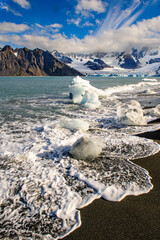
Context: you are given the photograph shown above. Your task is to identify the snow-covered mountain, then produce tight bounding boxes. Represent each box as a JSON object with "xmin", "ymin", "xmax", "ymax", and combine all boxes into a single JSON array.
[{"xmin": 52, "ymin": 47, "xmax": 160, "ymax": 77}]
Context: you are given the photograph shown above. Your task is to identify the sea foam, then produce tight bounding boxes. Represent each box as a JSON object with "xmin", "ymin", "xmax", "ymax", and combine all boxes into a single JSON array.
[{"xmin": 0, "ymin": 76, "xmax": 160, "ymax": 239}]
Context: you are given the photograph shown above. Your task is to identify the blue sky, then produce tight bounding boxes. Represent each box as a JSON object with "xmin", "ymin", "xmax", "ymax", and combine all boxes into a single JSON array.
[{"xmin": 0, "ymin": 0, "xmax": 160, "ymax": 52}]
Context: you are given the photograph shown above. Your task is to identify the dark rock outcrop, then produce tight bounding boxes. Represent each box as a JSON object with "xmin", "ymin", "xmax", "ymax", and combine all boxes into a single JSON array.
[
  {"xmin": 119, "ymin": 54, "xmax": 140, "ymax": 69},
  {"xmin": 148, "ymin": 58, "xmax": 160, "ymax": 64},
  {"xmin": 84, "ymin": 59, "xmax": 112, "ymax": 70},
  {"xmin": 155, "ymin": 65, "xmax": 160, "ymax": 76},
  {"xmin": 132, "ymin": 47, "xmax": 148, "ymax": 60},
  {"xmin": 84, "ymin": 60, "xmax": 103, "ymax": 70},
  {"xmin": 0, "ymin": 45, "xmax": 83, "ymax": 76},
  {"xmin": 94, "ymin": 58, "xmax": 112, "ymax": 68},
  {"xmin": 52, "ymin": 50, "xmax": 73, "ymax": 64},
  {"xmin": 60, "ymin": 56, "xmax": 72, "ymax": 64}
]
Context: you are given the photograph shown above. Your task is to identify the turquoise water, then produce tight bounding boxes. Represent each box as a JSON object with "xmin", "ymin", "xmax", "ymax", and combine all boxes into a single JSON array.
[
  {"xmin": 1, "ymin": 76, "xmax": 154, "ymax": 99},
  {"xmin": 0, "ymin": 76, "xmax": 144, "ymax": 124},
  {"xmin": 0, "ymin": 76, "xmax": 71, "ymax": 98},
  {"xmin": 0, "ymin": 76, "xmax": 159, "ymax": 123},
  {"xmin": 0, "ymin": 76, "xmax": 160, "ymax": 240}
]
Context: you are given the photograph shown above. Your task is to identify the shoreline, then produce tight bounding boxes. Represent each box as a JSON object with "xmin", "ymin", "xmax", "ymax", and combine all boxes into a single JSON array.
[{"xmin": 64, "ymin": 130, "xmax": 160, "ymax": 240}]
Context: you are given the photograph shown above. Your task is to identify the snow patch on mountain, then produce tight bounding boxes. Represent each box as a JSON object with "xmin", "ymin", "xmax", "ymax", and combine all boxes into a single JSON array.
[{"xmin": 52, "ymin": 47, "xmax": 160, "ymax": 77}]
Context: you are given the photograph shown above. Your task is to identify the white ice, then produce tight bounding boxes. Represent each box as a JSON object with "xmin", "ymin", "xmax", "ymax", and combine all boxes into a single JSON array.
[
  {"xmin": 151, "ymin": 104, "xmax": 160, "ymax": 117},
  {"xmin": 117, "ymin": 100, "xmax": 147, "ymax": 126},
  {"xmin": 56, "ymin": 118, "xmax": 89, "ymax": 132},
  {"xmin": 69, "ymin": 76, "xmax": 105, "ymax": 109},
  {"xmin": 70, "ymin": 135, "xmax": 104, "ymax": 161}
]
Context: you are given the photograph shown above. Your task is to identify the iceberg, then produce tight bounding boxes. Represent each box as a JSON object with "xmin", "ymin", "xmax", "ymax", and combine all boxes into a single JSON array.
[
  {"xmin": 117, "ymin": 100, "xmax": 147, "ymax": 126},
  {"xmin": 69, "ymin": 76, "xmax": 105, "ymax": 109}
]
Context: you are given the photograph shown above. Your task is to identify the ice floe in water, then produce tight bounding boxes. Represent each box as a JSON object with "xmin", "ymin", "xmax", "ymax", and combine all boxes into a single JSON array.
[
  {"xmin": 0, "ymin": 76, "xmax": 160, "ymax": 239},
  {"xmin": 69, "ymin": 76, "xmax": 104, "ymax": 109}
]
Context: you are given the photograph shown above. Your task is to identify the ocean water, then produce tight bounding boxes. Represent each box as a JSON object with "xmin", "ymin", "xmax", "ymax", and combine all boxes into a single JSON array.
[{"xmin": 0, "ymin": 76, "xmax": 160, "ymax": 239}]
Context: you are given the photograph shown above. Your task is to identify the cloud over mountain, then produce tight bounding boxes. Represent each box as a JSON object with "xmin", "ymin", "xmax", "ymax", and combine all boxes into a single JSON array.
[{"xmin": 0, "ymin": 0, "xmax": 160, "ymax": 53}]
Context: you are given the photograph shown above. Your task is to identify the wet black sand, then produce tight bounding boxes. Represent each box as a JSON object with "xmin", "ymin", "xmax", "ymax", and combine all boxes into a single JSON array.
[{"xmin": 64, "ymin": 130, "xmax": 160, "ymax": 240}]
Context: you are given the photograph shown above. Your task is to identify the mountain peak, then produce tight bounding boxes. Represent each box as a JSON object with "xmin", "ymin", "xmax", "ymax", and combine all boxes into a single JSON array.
[
  {"xmin": 1, "ymin": 45, "xmax": 13, "ymax": 52},
  {"xmin": 0, "ymin": 45, "xmax": 83, "ymax": 76}
]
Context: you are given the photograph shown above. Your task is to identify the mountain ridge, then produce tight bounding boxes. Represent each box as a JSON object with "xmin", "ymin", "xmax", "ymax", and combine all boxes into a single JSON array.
[
  {"xmin": 0, "ymin": 45, "xmax": 83, "ymax": 76},
  {"xmin": 1, "ymin": 45, "xmax": 160, "ymax": 77},
  {"xmin": 52, "ymin": 47, "xmax": 160, "ymax": 77}
]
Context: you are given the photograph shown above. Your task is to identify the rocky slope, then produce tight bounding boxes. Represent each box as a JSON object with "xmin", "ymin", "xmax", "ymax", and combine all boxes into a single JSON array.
[{"xmin": 0, "ymin": 45, "xmax": 83, "ymax": 76}]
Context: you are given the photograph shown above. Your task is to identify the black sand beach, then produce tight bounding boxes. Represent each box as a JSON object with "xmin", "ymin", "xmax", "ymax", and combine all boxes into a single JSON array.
[{"xmin": 64, "ymin": 130, "xmax": 160, "ymax": 240}]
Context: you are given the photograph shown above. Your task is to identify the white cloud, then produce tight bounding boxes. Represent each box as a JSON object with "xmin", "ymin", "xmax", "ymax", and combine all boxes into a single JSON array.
[
  {"xmin": 122, "ymin": 9, "xmax": 143, "ymax": 28},
  {"xmin": 51, "ymin": 29, "xmax": 60, "ymax": 34},
  {"xmin": 35, "ymin": 23, "xmax": 63, "ymax": 30},
  {"xmin": 76, "ymin": 0, "xmax": 107, "ymax": 14},
  {"xmin": 89, "ymin": 16, "xmax": 160, "ymax": 52},
  {"xmin": 67, "ymin": 18, "xmax": 94, "ymax": 27},
  {"xmin": 1, "ymin": 17, "xmax": 160, "ymax": 53},
  {"xmin": 49, "ymin": 24, "xmax": 63, "ymax": 29},
  {"xmin": 12, "ymin": 0, "xmax": 31, "ymax": 9},
  {"xmin": 0, "ymin": 3, "xmax": 22, "ymax": 16},
  {"xmin": 34, "ymin": 23, "xmax": 62, "ymax": 35},
  {"xmin": 0, "ymin": 22, "xmax": 29, "ymax": 33},
  {"xmin": 83, "ymin": 21, "xmax": 94, "ymax": 27},
  {"xmin": 95, "ymin": 19, "xmax": 102, "ymax": 25},
  {"xmin": 97, "ymin": 0, "xmax": 142, "ymax": 35},
  {"xmin": 67, "ymin": 18, "xmax": 81, "ymax": 27},
  {"xmin": 35, "ymin": 23, "xmax": 45, "ymax": 29}
]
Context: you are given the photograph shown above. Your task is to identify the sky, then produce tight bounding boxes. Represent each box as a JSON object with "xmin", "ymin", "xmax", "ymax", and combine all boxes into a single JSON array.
[{"xmin": 0, "ymin": 0, "xmax": 160, "ymax": 53}]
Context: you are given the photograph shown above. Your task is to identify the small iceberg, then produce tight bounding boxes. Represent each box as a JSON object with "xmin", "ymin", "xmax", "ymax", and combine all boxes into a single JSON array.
[
  {"xmin": 69, "ymin": 76, "xmax": 105, "ymax": 109},
  {"xmin": 70, "ymin": 135, "xmax": 104, "ymax": 161},
  {"xmin": 117, "ymin": 100, "xmax": 147, "ymax": 126}
]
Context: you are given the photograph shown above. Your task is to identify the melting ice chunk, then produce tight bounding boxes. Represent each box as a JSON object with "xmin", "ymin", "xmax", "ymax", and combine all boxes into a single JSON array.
[
  {"xmin": 117, "ymin": 100, "xmax": 147, "ymax": 126},
  {"xmin": 69, "ymin": 76, "xmax": 104, "ymax": 109},
  {"xmin": 57, "ymin": 118, "xmax": 89, "ymax": 132},
  {"xmin": 151, "ymin": 104, "xmax": 160, "ymax": 117},
  {"xmin": 70, "ymin": 135, "xmax": 104, "ymax": 161}
]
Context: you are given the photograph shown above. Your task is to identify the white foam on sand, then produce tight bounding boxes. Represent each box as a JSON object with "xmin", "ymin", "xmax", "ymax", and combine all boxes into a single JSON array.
[
  {"xmin": 0, "ymin": 76, "xmax": 160, "ymax": 239},
  {"xmin": 0, "ymin": 118, "xmax": 159, "ymax": 239}
]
